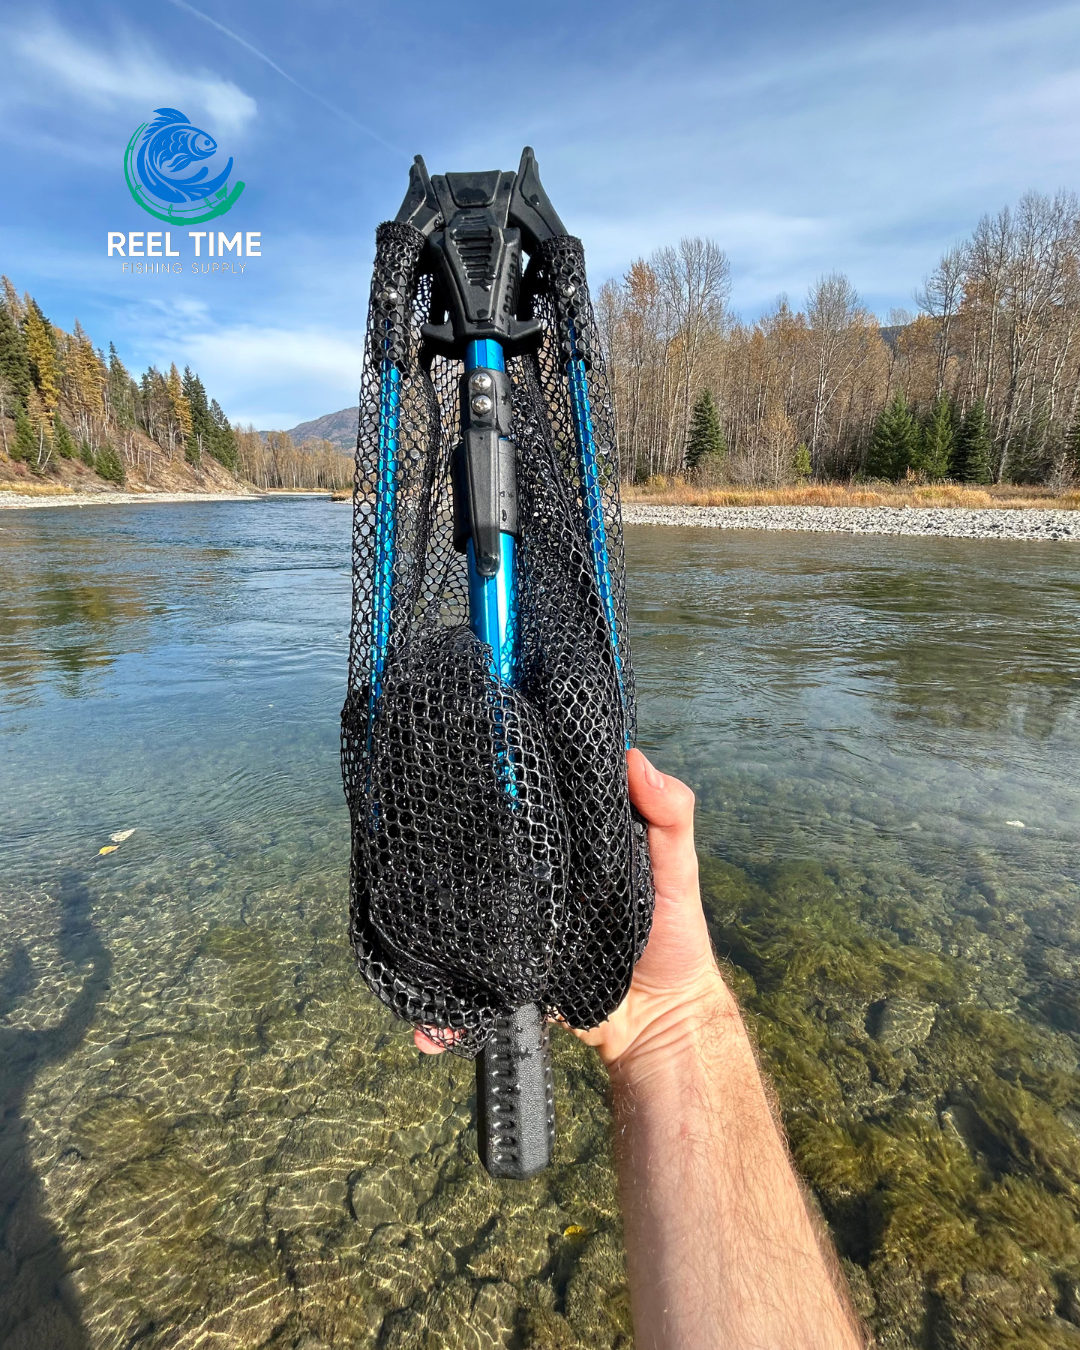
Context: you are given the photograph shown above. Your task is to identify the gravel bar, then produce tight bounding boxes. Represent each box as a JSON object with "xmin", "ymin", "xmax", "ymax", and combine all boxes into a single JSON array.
[
  {"xmin": 621, "ymin": 503, "xmax": 1080, "ymax": 541},
  {"xmin": 0, "ymin": 490, "xmax": 261, "ymax": 511}
]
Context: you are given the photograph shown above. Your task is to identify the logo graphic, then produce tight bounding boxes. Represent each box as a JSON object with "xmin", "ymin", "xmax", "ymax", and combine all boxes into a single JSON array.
[{"xmin": 124, "ymin": 107, "xmax": 245, "ymax": 225}]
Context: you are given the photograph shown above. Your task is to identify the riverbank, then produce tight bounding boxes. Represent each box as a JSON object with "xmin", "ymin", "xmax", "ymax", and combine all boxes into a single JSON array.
[
  {"xmin": 623, "ymin": 482, "xmax": 1080, "ymax": 510},
  {"xmin": 0, "ymin": 488, "xmax": 262, "ymax": 511},
  {"xmin": 622, "ymin": 502, "xmax": 1080, "ymax": 540}
]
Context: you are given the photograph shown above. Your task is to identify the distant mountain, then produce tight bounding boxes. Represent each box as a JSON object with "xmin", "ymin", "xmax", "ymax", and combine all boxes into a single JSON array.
[{"xmin": 262, "ymin": 407, "xmax": 358, "ymax": 451}]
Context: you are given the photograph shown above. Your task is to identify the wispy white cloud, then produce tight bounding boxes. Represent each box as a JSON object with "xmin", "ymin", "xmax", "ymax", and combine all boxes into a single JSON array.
[
  {"xmin": 3, "ymin": 20, "xmax": 256, "ymax": 135},
  {"xmin": 442, "ymin": 2, "xmax": 1080, "ymax": 315},
  {"xmin": 154, "ymin": 324, "xmax": 364, "ymax": 429},
  {"xmin": 165, "ymin": 0, "xmax": 398, "ymax": 151}
]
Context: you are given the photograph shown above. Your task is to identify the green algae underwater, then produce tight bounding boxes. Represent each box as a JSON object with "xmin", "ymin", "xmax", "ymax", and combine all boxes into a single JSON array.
[{"xmin": 0, "ymin": 500, "xmax": 1078, "ymax": 1349}]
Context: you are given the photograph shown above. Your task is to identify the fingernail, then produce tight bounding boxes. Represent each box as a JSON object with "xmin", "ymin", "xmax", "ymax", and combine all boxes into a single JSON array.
[{"xmin": 641, "ymin": 755, "xmax": 664, "ymax": 789}]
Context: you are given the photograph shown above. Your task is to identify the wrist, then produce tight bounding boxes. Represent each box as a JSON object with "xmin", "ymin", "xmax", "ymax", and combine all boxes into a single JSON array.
[{"xmin": 606, "ymin": 974, "xmax": 749, "ymax": 1093}]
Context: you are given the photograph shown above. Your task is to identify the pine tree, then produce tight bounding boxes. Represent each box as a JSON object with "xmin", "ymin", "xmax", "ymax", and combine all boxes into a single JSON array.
[
  {"xmin": 916, "ymin": 393, "xmax": 954, "ymax": 480},
  {"xmin": 107, "ymin": 344, "xmax": 136, "ymax": 427},
  {"xmin": 209, "ymin": 397, "xmax": 239, "ymax": 470},
  {"xmin": 1004, "ymin": 413, "xmax": 1052, "ymax": 484},
  {"xmin": 95, "ymin": 443, "xmax": 125, "ymax": 484},
  {"xmin": 53, "ymin": 412, "xmax": 76, "ymax": 459},
  {"xmin": 683, "ymin": 388, "xmax": 727, "ymax": 472},
  {"xmin": 951, "ymin": 399, "xmax": 993, "ymax": 484},
  {"xmin": 22, "ymin": 298, "xmax": 60, "ymax": 411},
  {"xmin": 865, "ymin": 391, "xmax": 918, "ymax": 480},
  {"xmin": 182, "ymin": 366, "xmax": 215, "ymax": 463},
  {"xmin": 79, "ymin": 440, "xmax": 95, "ymax": 468},
  {"xmin": 12, "ymin": 406, "xmax": 36, "ymax": 463},
  {"xmin": 792, "ymin": 443, "xmax": 812, "ymax": 480},
  {"xmin": 0, "ymin": 298, "xmax": 32, "ymax": 407}
]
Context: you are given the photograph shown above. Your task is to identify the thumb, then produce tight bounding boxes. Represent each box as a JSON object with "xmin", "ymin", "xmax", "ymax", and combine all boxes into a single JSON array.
[{"xmin": 627, "ymin": 749, "xmax": 698, "ymax": 896}]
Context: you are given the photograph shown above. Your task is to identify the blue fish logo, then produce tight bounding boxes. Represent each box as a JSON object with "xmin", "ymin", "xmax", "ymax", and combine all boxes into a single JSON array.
[{"xmin": 124, "ymin": 108, "xmax": 245, "ymax": 224}]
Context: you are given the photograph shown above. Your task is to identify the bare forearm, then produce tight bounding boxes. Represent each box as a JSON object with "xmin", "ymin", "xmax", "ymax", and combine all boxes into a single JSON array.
[{"xmin": 609, "ymin": 992, "xmax": 863, "ymax": 1350}]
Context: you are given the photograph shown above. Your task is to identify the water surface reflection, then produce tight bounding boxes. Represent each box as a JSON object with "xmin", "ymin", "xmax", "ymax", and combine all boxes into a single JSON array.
[{"xmin": 0, "ymin": 504, "xmax": 1077, "ymax": 1349}]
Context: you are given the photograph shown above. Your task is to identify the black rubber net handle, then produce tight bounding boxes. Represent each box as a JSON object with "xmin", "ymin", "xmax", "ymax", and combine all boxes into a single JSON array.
[{"xmin": 476, "ymin": 1003, "xmax": 555, "ymax": 1179}]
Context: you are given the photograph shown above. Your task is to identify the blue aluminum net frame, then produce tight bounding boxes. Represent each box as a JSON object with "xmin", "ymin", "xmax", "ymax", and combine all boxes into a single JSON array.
[{"xmin": 341, "ymin": 222, "xmax": 652, "ymax": 1058}]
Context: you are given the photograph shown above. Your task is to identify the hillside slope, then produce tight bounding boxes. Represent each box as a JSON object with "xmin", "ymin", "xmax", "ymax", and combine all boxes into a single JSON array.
[
  {"xmin": 0, "ymin": 407, "xmax": 254, "ymax": 497},
  {"xmin": 277, "ymin": 407, "xmax": 358, "ymax": 450}
]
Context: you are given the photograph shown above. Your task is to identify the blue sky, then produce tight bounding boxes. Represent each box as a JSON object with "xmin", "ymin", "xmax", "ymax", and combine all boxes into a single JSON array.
[{"xmin": 2, "ymin": 0, "xmax": 1080, "ymax": 428}]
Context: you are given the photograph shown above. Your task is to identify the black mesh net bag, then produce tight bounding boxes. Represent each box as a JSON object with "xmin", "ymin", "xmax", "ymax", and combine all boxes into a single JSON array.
[{"xmin": 340, "ymin": 151, "xmax": 653, "ymax": 1177}]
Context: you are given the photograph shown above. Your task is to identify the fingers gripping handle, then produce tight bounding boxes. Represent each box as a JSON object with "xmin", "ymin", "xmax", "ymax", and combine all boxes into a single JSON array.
[{"xmin": 476, "ymin": 1004, "xmax": 555, "ymax": 1180}]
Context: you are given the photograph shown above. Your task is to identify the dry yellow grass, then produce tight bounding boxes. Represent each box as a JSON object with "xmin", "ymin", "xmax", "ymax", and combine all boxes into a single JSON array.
[
  {"xmin": 0, "ymin": 480, "xmax": 75, "ymax": 497},
  {"xmin": 622, "ymin": 479, "xmax": 1080, "ymax": 511}
]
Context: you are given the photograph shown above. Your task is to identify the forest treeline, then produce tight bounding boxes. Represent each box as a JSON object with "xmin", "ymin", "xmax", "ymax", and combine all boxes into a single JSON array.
[
  {"xmin": 0, "ymin": 276, "xmax": 354, "ymax": 491},
  {"xmin": 0, "ymin": 276, "xmax": 241, "ymax": 485},
  {"xmin": 8, "ymin": 188, "xmax": 1080, "ymax": 496},
  {"xmin": 233, "ymin": 428, "xmax": 354, "ymax": 491},
  {"xmin": 598, "ymin": 190, "xmax": 1080, "ymax": 487}
]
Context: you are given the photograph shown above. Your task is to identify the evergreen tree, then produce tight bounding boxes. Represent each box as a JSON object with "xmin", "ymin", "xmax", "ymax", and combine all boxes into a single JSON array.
[
  {"xmin": 209, "ymin": 397, "xmax": 239, "ymax": 470},
  {"xmin": 865, "ymin": 391, "xmax": 918, "ymax": 480},
  {"xmin": 79, "ymin": 440, "xmax": 95, "ymax": 469},
  {"xmin": 95, "ymin": 443, "xmax": 125, "ymax": 484},
  {"xmin": 12, "ymin": 406, "xmax": 36, "ymax": 463},
  {"xmin": 951, "ymin": 399, "xmax": 993, "ymax": 484},
  {"xmin": 683, "ymin": 388, "xmax": 727, "ymax": 472},
  {"xmin": 0, "ymin": 298, "xmax": 32, "ymax": 407},
  {"xmin": 182, "ymin": 366, "xmax": 216, "ymax": 464},
  {"xmin": 53, "ymin": 412, "xmax": 76, "ymax": 459},
  {"xmin": 792, "ymin": 442, "xmax": 812, "ymax": 480},
  {"xmin": 916, "ymin": 393, "xmax": 954, "ymax": 480},
  {"xmin": 107, "ymin": 344, "xmax": 136, "ymax": 428},
  {"xmin": 22, "ymin": 298, "xmax": 60, "ymax": 411},
  {"xmin": 1003, "ymin": 412, "xmax": 1052, "ymax": 484}
]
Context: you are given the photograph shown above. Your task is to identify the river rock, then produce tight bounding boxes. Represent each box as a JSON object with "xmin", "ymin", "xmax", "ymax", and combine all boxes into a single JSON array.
[{"xmin": 866, "ymin": 997, "xmax": 937, "ymax": 1049}]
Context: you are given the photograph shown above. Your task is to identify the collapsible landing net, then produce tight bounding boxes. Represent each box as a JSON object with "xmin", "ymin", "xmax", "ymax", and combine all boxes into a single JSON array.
[{"xmin": 341, "ymin": 151, "xmax": 653, "ymax": 1177}]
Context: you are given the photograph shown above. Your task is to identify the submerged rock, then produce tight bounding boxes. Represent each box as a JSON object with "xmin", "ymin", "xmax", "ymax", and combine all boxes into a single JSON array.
[{"xmin": 867, "ymin": 997, "xmax": 938, "ymax": 1050}]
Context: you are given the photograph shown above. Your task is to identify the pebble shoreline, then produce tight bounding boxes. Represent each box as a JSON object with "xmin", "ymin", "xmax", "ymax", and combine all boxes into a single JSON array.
[
  {"xmin": 3, "ymin": 491, "xmax": 1077, "ymax": 540},
  {"xmin": 0, "ymin": 490, "xmax": 260, "ymax": 511},
  {"xmin": 621, "ymin": 502, "xmax": 1080, "ymax": 541}
]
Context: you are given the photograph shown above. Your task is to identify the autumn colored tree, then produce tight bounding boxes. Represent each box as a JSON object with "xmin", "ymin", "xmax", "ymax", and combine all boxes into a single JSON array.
[
  {"xmin": 166, "ymin": 363, "xmax": 193, "ymax": 459},
  {"xmin": 1064, "ymin": 408, "xmax": 1080, "ymax": 481},
  {"xmin": 22, "ymin": 298, "xmax": 59, "ymax": 411}
]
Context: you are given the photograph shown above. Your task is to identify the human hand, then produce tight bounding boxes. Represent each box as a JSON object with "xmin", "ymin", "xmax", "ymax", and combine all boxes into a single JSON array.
[
  {"xmin": 567, "ymin": 748, "xmax": 738, "ymax": 1076},
  {"xmin": 415, "ymin": 750, "xmax": 739, "ymax": 1071}
]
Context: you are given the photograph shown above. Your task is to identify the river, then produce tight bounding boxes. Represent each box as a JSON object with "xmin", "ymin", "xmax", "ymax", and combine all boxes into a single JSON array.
[{"xmin": 1, "ymin": 499, "xmax": 1078, "ymax": 1349}]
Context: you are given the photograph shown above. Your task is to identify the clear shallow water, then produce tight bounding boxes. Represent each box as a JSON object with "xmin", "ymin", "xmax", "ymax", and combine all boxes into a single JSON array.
[
  {"xmin": 0, "ymin": 502, "xmax": 1078, "ymax": 1349},
  {"xmin": 634, "ymin": 528, "xmax": 1079, "ymax": 944}
]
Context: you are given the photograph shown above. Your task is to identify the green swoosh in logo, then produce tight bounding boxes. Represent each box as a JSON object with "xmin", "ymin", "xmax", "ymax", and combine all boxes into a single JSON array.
[{"xmin": 124, "ymin": 124, "xmax": 245, "ymax": 226}]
